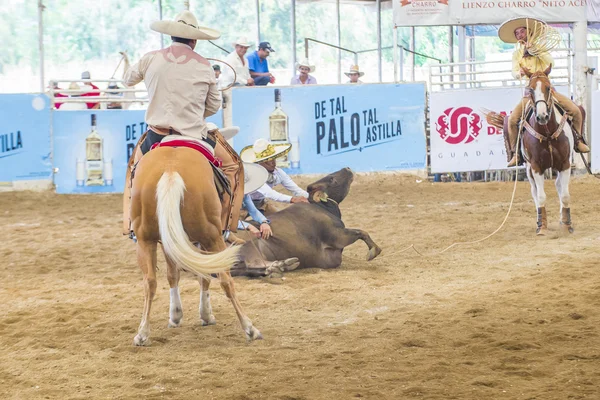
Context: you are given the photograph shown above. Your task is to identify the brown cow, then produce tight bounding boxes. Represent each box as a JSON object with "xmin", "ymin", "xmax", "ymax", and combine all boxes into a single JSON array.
[{"xmin": 230, "ymin": 168, "xmax": 382, "ymax": 277}]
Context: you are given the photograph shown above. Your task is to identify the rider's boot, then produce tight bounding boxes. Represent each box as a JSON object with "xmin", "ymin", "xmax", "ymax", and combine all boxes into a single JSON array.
[
  {"xmin": 507, "ymin": 154, "xmax": 518, "ymax": 168},
  {"xmin": 574, "ymin": 130, "xmax": 590, "ymax": 153}
]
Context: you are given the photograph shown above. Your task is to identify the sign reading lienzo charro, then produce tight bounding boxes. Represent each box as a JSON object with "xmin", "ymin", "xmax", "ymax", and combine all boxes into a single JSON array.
[{"xmin": 393, "ymin": 0, "xmax": 599, "ymax": 26}]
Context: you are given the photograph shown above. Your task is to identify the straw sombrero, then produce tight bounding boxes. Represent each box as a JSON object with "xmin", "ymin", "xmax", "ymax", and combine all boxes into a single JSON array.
[
  {"xmin": 232, "ymin": 37, "xmax": 252, "ymax": 47},
  {"xmin": 498, "ymin": 17, "xmax": 546, "ymax": 44},
  {"xmin": 150, "ymin": 10, "xmax": 220, "ymax": 41},
  {"xmin": 344, "ymin": 65, "xmax": 364, "ymax": 77},
  {"xmin": 243, "ymin": 163, "xmax": 268, "ymax": 194},
  {"xmin": 206, "ymin": 123, "xmax": 240, "ymax": 140},
  {"xmin": 240, "ymin": 138, "xmax": 292, "ymax": 163},
  {"xmin": 296, "ymin": 58, "xmax": 315, "ymax": 73}
]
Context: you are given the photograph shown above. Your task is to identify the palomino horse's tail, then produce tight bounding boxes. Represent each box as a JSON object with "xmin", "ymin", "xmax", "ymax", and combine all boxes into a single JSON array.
[
  {"xmin": 155, "ymin": 172, "xmax": 238, "ymax": 278},
  {"xmin": 481, "ymin": 108, "xmax": 504, "ymax": 130}
]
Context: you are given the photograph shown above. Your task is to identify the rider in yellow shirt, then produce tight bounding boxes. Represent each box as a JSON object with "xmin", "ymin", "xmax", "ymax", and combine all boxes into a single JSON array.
[{"xmin": 500, "ymin": 17, "xmax": 590, "ymax": 167}]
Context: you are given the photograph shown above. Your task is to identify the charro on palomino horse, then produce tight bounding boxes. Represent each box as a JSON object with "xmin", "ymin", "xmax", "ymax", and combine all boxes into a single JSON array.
[
  {"xmin": 123, "ymin": 11, "xmax": 262, "ymax": 345},
  {"xmin": 485, "ymin": 17, "xmax": 589, "ymax": 235}
]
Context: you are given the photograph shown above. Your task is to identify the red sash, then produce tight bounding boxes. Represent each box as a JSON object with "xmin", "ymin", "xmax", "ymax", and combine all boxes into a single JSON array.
[{"xmin": 150, "ymin": 140, "xmax": 222, "ymax": 168}]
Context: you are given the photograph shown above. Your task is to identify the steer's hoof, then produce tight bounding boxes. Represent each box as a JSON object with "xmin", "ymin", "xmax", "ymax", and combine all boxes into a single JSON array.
[
  {"xmin": 133, "ymin": 334, "xmax": 150, "ymax": 347},
  {"xmin": 266, "ymin": 258, "xmax": 299, "ymax": 278},
  {"xmin": 245, "ymin": 326, "xmax": 263, "ymax": 341},
  {"xmin": 367, "ymin": 245, "xmax": 382, "ymax": 261}
]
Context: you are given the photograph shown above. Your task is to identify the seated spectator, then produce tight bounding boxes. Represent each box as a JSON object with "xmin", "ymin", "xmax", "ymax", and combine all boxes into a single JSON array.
[
  {"xmin": 345, "ymin": 65, "xmax": 364, "ymax": 84},
  {"xmin": 291, "ymin": 58, "xmax": 317, "ymax": 85},
  {"xmin": 221, "ymin": 37, "xmax": 254, "ymax": 87},
  {"xmin": 212, "ymin": 64, "xmax": 223, "ymax": 89},
  {"xmin": 247, "ymin": 42, "xmax": 275, "ymax": 86},
  {"xmin": 59, "ymin": 82, "xmax": 87, "ymax": 110},
  {"xmin": 80, "ymin": 71, "xmax": 101, "ymax": 109},
  {"xmin": 49, "ymin": 81, "xmax": 67, "ymax": 109}
]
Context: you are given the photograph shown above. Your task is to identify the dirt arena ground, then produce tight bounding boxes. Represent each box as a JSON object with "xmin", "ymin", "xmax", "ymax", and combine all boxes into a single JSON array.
[{"xmin": 1, "ymin": 173, "xmax": 599, "ymax": 399}]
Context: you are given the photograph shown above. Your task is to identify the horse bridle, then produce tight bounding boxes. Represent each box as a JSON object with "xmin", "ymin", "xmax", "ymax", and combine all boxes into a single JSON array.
[{"xmin": 527, "ymin": 73, "xmax": 554, "ymax": 112}]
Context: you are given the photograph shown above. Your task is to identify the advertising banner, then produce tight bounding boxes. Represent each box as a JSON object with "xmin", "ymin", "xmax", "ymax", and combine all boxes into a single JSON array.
[
  {"xmin": 429, "ymin": 86, "xmax": 569, "ymax": 173},
  {"xmin": 0, "ymin": 94, "xmax": 52, "ymax": 185},
  {"xmin": 230, "ymin": 83, "xmax": 427, "ymax": 175},
  {"xmin": 53, "ymin": 109, "xmax": 222, "ymax": 194},
  {"xmin": 392, "ymin": 0, "xmax": 597, "ymax": 27}
]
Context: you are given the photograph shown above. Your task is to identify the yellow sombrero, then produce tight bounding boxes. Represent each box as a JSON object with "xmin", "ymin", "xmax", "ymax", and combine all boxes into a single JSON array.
[
  {"xmin": 498, "ymin": 17, "xmax": 546, "ymax": 44},
  {"xmin": 240, "ymin": 138, "xmax": 292, "ymax": 163}
]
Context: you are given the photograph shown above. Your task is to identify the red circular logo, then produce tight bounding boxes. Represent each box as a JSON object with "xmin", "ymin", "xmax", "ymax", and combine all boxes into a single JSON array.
[{"xmin": 436, "ymin": 107, "xmax": 482, "ymax": 144}]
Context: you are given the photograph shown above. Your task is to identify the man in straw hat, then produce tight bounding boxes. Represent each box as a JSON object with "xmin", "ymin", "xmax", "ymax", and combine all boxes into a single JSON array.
[
  {"xmin": 499, "ymin": 17, "xmax": 590, "ymax": 167},
  {"xmin": 291, "ymin": 58, "xmax": 317, "ymax": 85},
  {"xmin": 220, "ymin": 36, "xmax": 255, "ymax": 87},
  {"xmin": 241, "ymin": 139, "xmax": 309, "ymax": 213},
  {"xmin": 122, "ymin": 10, "xmax": 245, "ymax": 241},
  {"xmin": 345, "ymin": 65, "xmax": 364, "ymax": 84}
]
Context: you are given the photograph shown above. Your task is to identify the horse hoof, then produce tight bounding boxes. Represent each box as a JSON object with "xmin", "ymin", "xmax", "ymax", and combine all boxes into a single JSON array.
[
  {"xmin": 200, "ymin": 315, "xmax": 216, "ymax": 326},
  {"xmin": 245, "ymin": 326, "xmax": 263, "ymax": 341},
  {"xmin": 133, "ymin": 334, "xmax": 150, "ymax": 346},
  {"xmin": 536, "ymin": 228, "xmax": 547, "ymax": 236},
  {"xmin": 168, "ymin": 319, "xmax": 182, "ymax": 328},
  {"xmin": 367, "ymin": 245, "xmax": 382, "ymax": 261},
  {"xmin": 561, "ymin": 223, "xmax": 574, "ymax": 234}
]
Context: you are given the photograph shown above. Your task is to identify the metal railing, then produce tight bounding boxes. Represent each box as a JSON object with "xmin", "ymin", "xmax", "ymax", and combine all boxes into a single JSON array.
[
  {"xmin": 48, "ymin": 79, "xmax": 148, "ymax": 109},
  {"xmin": 428, "ymin": 56, "xmax": 572, "ymax": 93}
]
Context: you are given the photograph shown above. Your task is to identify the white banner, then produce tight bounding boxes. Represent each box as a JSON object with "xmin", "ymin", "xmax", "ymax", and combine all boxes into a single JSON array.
[
  {"xmin": 429, "ymin": 86, "xmax": 569, "ymax": 173},
  {"xmin": 591, "ymin": 90, "xmax": 600, "ymax": 173},
  {"xmin": 393, "ymin": 0, "xmax": 598, "ymax": 26}
]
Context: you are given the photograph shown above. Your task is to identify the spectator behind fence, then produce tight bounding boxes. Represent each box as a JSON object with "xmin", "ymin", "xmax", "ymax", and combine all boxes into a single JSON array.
[
  {"xmin": 290, "ymin": 58, "xmax": 317, "ymax": 85},
  {"xmin": 48, "ymin": 81, "xmax": 67, "ymax": 109},
  {"xmin": 221, "ymin": 37, "xmax": 254, "ymax": 87},
  {"xmin": 59, "ymin": 82, "xmax": 87, "ymax": 110},
  {"xmin": 247, "ymin": 41, "xmax": 275, "ymax": 86},
  {"xmin": 345, "ymin": 65, "xmax": 364, "ymax": 84},
  {"xmin": 80, "ymin": 71, "xmax": 101, "ymax": 109}
]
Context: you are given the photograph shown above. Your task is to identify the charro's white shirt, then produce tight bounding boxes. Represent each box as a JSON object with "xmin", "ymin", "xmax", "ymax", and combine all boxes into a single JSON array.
[
  {"xmin": 124, "ymin": 43, "xmax": 221, "ymax": 139},
  {"xmin": 220, "ymin": 51, "xmax": 252, "ymax": 87},
  {"xmin": 250, "ymin": 167, "xmax": 309, "ymax": 203}
]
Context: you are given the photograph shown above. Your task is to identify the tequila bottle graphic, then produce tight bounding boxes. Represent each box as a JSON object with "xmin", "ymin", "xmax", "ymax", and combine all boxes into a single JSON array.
[
  {"xmin": 269, "ymin": 89, "xmax": 290, "ymax": 168},
  {"xmin": 85, "ymin": 114, "xmax": 104, "ymax": 186}
]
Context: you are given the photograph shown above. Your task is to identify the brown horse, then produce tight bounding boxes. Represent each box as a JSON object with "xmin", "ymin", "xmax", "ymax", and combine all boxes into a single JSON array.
[
  {"xmin": 488, "ymin": 67, "xmax": 575, "ymax": 235},
  {"xmin": 130, "ymin": 146, "xmax": 262, "ymax": 346}
]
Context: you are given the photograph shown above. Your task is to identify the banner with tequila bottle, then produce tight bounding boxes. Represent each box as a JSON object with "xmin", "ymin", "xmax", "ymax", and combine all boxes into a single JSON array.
[
  {"xmin": 230, "ymin": 83, "xmax": 427, "ymax": 174},
  {"xmin": 52, "ymin": 109, "xmax": 223, "ymax": 194},
  {"xmin": 0, "ymin": 94, "xmax": 53, "ymax": 186}
]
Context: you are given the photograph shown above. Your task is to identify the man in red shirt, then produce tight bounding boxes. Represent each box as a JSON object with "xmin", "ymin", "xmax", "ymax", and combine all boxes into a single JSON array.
[{"xmin": 80, "ymin": 71, "xmax": 100, "ymax": 109}]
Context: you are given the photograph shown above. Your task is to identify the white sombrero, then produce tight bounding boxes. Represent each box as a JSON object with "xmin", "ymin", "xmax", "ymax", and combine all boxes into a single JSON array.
[
  {"xmin": 498, "ymin": 17, "xmax": 546, "ymax": 44},
  {"xmin": 296, "ymin": 58, "xmax": 315, "ymax": 73},
  {"xmin": 243, "ymin": 163, "xmax": 268, "ymax": 194},
  {"xmin": 344, "ymin": 65, "xmax": 364, "ymax": 77},
  {"xmin": 205, "ymin": 123, "xmax": 240, "ymax": 140},
  {"xmin": 240, "ymin": 138, "xmax": 292, "ymax": 163},
  {"xmin": 232, "ymin": 36, "xmax": 252, "ymax": 47},
  {"xmin": 150, "ymin": 10, "xmax": 220, "ymax": 41}
]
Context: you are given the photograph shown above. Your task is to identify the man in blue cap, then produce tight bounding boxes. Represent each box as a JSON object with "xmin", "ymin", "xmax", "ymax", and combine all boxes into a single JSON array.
[{"xmin": 247, "ymin": 41, "xmax": 275, "ymax": 86}]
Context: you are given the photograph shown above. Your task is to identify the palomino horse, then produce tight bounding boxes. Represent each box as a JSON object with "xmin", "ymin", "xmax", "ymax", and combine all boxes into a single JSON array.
[
  {"xmin": 130, "ymin": 146, "xmax": 262, "ymax": 346},
  {"xmin": 490, "ymin": 67, "xmax": 575, "ymax": 235}
]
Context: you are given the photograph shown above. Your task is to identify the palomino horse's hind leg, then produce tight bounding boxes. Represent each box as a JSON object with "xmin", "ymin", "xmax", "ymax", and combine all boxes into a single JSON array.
[
  {"xmin": 134, "ymin": 240, "xmax": 158, "ymax": 346},
  {"xmin": 218, "ymin": 271, "xmax": 263, "ymax": 341},
  {"xmin": 165, "ymin": 257, "xmax": 183, "ymax": 328},
  {"xmin": 556, "ymin": 170, "xmax": 574, "ymax": 233},
  {"xmin": 198, "ymin": 277, "xmax": 216, "ymax": 326}
]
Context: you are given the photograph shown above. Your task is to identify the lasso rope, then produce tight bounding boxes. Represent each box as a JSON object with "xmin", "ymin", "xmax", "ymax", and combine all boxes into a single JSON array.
[
  {"xmin": 524, "ymin": 19, "xmax": 561, "ymax": 56},
  {"xmin": 344, "ymin": 83, "xmax": 529, "ymax": 261}
]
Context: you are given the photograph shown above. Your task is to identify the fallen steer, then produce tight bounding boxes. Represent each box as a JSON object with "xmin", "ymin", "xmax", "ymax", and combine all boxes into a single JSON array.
[{"xmin": 232, "ymin": 168, "xmax": 382, "ymax": 277}]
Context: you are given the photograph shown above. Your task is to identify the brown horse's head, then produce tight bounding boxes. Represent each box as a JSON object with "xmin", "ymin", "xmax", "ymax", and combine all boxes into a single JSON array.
[{"xmin": 522, "ymin": 65, "xmax": 553, "ymax": 125}]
